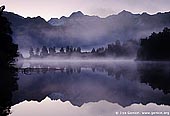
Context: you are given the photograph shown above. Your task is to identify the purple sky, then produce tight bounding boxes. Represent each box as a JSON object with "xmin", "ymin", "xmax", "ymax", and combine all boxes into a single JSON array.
[{"xmin": 1, "ymin": 0, "xmax": 170, "ymax": 20}]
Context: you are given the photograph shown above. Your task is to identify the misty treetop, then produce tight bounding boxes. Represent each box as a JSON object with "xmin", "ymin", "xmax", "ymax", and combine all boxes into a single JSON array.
[
  {"xmin": 0, "ymin": 6, "xmax": 18, "ymax": 66},
  {"xmin": 26, "ymin": 40, "xmax": 138, "ymax": 59},
  {"xmin": 137, "ymin": 27, "xmax": 170, "ymax": 61},
  {"xmin": 28, "ymin": 46, "xmax": 83, "ymax": 58}
]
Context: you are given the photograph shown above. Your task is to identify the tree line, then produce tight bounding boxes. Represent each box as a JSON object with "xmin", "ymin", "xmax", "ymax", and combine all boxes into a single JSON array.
[
  {"xmin": 29, "ymin": 46, "xmax": 82, "ymax": 58},
  {"xmin": 27, "ymin": 40, "xmax": 139, "ymax": 58}
]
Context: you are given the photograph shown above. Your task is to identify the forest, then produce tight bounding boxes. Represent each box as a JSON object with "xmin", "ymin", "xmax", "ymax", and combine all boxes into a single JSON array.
[{"xmin": 137, "ymin": 27, "xmax": 170, "ymax": 61}]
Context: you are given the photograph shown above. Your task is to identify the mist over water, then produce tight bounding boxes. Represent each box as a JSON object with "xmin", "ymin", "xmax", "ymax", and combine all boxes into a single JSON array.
[
  {"xmin": 0, "ymin": 57, "xmax": 169, "ymax": 116},
  {"xmin": 18, "ymin": 57, "xmax": 135, "ymax": 63},
  {"xmin": 15, "ymin": 60, "xmax": 170, "ymax": 105},
  {"xmin": 6, "ymin": 60, "xmax": 170, "ymax": 116}
]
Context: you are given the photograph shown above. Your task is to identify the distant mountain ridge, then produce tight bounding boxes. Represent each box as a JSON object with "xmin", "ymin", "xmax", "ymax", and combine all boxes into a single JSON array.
[{"xmin": 2, "ymin": 10, "xmax": 170, "ymax": 49}]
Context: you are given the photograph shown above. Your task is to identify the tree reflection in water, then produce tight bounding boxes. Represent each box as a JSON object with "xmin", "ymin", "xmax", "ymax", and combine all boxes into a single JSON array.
[
  {"xmin": 16, "ymin": 61, "xmax": 170, "ymax": 107},
  {"xmin": 138, "ymin": 62, "xmax": 170, "ymax": 94},
  {"xmin": 0, "ymin": 65, "xmax": 18, "ymax": 116}
]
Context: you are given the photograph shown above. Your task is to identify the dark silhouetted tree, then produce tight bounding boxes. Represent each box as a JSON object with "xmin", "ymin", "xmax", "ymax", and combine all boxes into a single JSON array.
[
  {"xmin": 60, "ymin": 47, "xmax": 64, "ymax": 53},
  {"xmin": 49, "ymin": 47, "xmax": 56, "ymax": 56},
  {"xmin": 107, "ymin": 43, "xmax": 115, "ymax": 55},
  {"xmin": 70, "ymin": 46, "xmax": 73, "ymax": 53},
  {"xmin": 96, "ymin": 47, "xmax": 105, "ymax": 56},
  {"xmin": 73, "ymin": 48, "xmax": 76, "ymax": 52},
  {"xmin": 66, "ymin": 46, "xmax": 70, "ymax": 53},
  {"xmin": 29, "ymin": 47, "xmax": 34, "ymax": 58},
  {"xmin": 0, "ymin": 5, "xmax": 18, "ymax": 66},
  {"xmin": 40, "ymin": 46, "xmax": 48, "ymax": 57},
  {"xmin": 91, "ymin": 48, "xmax": 96, "ymax": 53},
  {"xmin": 77, "ymin": 47, "xmax": 81, "ymax": 53},
  {"xmin": 35, "ymin": 48, "xmax": 40, "ymax": 56},
  {"xmin": 106, "ymin": 40, "xmax": 129, "ymax": 57},
  {"xmin": 115, "ymin": 40, "xmax": 121, "ymax": 46},
  {"xmin": 0, "ymin": 5, "xmax": 5, "ymax": 15},
  {"xmin": 114, "ymin": 40, "xmax": 123, "ymax": 56}
]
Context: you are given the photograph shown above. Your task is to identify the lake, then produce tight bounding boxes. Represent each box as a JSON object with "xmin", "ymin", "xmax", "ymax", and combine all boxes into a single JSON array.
[{"xmin": 1, "ymin": 60, "xmax": 170, "ymax": 116}]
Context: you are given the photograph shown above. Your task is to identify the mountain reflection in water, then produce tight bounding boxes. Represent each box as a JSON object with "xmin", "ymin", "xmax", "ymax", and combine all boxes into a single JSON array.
[
  {"xmin": 1, "ymin": 61, "xmax": 170, "ymax": 116},
  {"xmin": 10, "ymin": 98, "xmax": 170, "ymax": 116},
  {"xmin": 0, "ymin": 65, "xmax": 18, "ymax": 116}
]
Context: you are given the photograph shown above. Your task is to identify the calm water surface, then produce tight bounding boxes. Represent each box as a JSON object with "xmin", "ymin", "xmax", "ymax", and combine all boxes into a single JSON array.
[{"xmin": 1, "ymin": 60, "xmax": 170, "ymax": 116}]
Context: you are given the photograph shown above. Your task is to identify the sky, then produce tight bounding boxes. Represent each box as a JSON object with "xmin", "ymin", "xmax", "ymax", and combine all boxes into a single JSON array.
[{"xmin": 1, "ymin": 0, "xmax": 170, "ymax": 21}]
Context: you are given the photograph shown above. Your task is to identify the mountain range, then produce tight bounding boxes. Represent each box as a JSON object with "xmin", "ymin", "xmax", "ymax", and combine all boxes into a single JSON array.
[{"xmin": 2, "ymin": 10, "xmax": 170, "ymax": 49}]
